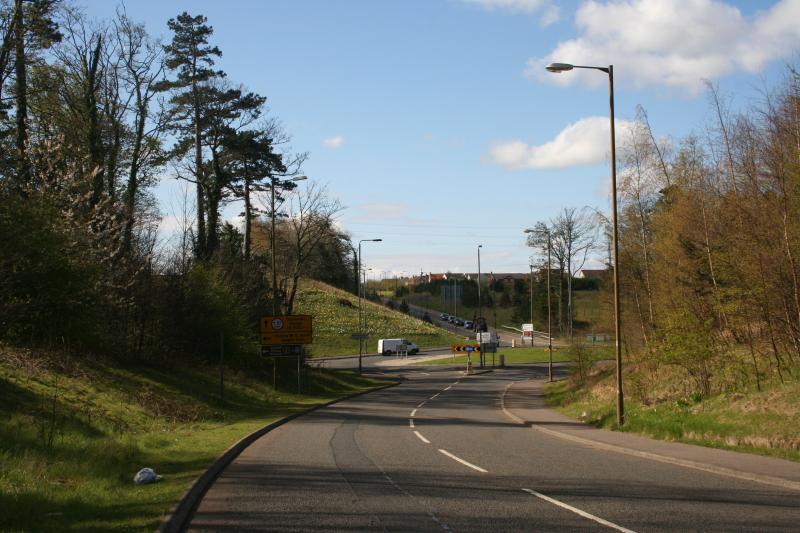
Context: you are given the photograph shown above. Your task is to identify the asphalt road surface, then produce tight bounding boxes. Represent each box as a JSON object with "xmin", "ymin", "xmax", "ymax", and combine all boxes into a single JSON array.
[{"xmin": 188, "ymin": 365, "xmax": 799, "ymax": 532}]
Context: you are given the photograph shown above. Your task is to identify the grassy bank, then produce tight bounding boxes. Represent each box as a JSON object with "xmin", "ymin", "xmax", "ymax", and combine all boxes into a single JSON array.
[
  {"xmin": 0, "ymin": 344, "xmax": 388, "ymax": 532},
  {"xmin": 294, "ymin": 281, "xmax": 464, "ymax": 357},
  {"xmin": 545, "ymin": 366, "xmax": 800, "ymax": 462}
]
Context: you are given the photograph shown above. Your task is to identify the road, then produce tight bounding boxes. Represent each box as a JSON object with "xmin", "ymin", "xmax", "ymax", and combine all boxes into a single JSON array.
[{"xmin": 188, "ymin": 364, "xmax": 800, "ymax": 532}]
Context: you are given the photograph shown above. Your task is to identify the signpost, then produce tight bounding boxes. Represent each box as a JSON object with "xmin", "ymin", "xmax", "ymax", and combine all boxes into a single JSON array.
[
  {"xmin": 260, "ymin": 315, "xmax": 313, "ymax": 393},
  {"xmin": 451, "ymin": 344, "xmax": 481, "ymax": 374}
]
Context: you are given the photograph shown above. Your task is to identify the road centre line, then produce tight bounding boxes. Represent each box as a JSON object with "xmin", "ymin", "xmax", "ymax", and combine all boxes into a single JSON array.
[
  {"xmin": 438, "ymin": 449, "xmax": 488, "ymax": 473},
  {"xmin": 410, "ymin": 409, "xmax": 417, "ymax": 417},
  {"xmin": 417, "ymin": 401, "xmax": 426, "ymax": 408},
  {"xmin": 521, "ymin": 489, "xmax": 637, "ymax": 533},
  {"xmin": 414, "ymin": 431, "xmax": 430, "ymax": 444},
  {"xmin": 430, "ymin": 393, "xmax": 440, "ymax": 400},
  {"xmin": 409, "ymin": 418, "xmax": 415, "ymax": 428},
  {"xmin": 444, "ymin": 385, "xmax": 452, "ymax": 391}
]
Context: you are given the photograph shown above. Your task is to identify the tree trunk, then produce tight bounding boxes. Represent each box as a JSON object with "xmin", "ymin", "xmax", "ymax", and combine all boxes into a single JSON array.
[
  {"xmin": 243, "ymin": 175, "xmax": 252, "ymax": 260},
  {"xmin": 122, "ymin": 85, "xmax": 148, "ymax": 256},
  {"xmin": 13, "ymin": 0, "xmax": 29, "ymax": 189},
  {"xmin": 87, "ymin": 35, "xmax": 105, "ymax": 204},
  {"xmin": 191, "ymin": 66, "xmax": 206, "ymax": 259}
]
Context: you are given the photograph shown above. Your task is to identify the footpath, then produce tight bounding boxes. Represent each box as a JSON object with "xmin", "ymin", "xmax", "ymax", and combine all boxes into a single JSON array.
[{"xmin": 502, "ymin": 378, "xmax": 800, "ymax": 492}]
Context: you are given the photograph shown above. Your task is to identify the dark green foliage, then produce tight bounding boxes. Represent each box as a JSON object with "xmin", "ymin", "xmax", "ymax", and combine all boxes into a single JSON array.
[{"xmin": 0, "ymin": 190, "xmax": 97, "ymax": 344}]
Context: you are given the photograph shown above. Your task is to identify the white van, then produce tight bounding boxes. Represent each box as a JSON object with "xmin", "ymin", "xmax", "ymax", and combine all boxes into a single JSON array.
[{"xmin": 378, "ymin": 338, "xmax": 419, "ymax": 356}]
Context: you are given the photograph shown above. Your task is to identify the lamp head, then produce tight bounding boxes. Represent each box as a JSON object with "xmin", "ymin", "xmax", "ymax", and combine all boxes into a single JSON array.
[
  {"xmin": 546, "ymin": 62, "xmax": 574, "ymax": 73},
  {"xmin": 374, "ymin": 239, "xmax": 382, "ymax": 242},
  {"xmin": 291, "ymin": 175, "xmax": 308, "ymax": 181}
]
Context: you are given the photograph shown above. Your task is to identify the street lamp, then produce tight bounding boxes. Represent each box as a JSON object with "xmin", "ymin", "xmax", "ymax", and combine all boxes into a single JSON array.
[
  {"xmin": 270, "ymin": 174, "xmax": 307, "ymax": 315},
  {"xmin": 529, "ymin": 264, "xmax": 534, "ymax": 341},
  {"xmin": 477, "ymin": 244, "xmax": 483, "ymax": 367},
  {"xmin": 526, "ymin": 228, "xmax": 553, "ymax": 382},
  {"xmin": 546, "ymin": 61, "xmax": 623, "ymax": 426},
  {"xmin": 358, "ymin": 238, "xmax": 382, "ymax": 374}
]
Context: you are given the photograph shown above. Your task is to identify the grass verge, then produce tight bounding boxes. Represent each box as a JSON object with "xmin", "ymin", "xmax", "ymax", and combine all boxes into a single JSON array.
[
  {"xmin": 0, "ymin": 344, "xmax": 388, "ymax": 532},
  {"xmin": 545, "ymin": 369, "xmax": 800, "ymax": 462},
  {"xmin": 416, "ymin": 346, "xmax": 576, "ymax": 366}
]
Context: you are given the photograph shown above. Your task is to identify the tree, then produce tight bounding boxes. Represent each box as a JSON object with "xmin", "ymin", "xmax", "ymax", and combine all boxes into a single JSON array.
[
  {"xmin": 552, "ymin": 207, "xmax": 596, "ymax": 338},
  {"xmin": 160, "ymin": 11, "xmax": 222, "ymax": 259},
  {"xmin": 4, "ymin": 0, "xmax": 60, "ymax": 189},
  {"xmin": 272, "ymin": 182, "xmax": 343, "ymax": 315},
  {"xmin": 113, "ymin": 8, "xmax": 167, "ymax": 255}
]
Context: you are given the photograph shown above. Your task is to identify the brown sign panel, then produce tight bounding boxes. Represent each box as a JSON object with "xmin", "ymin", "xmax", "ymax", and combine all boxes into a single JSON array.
[{"xmin": 260, "ymin": 315, "xmax": 313, "ymax": 345}]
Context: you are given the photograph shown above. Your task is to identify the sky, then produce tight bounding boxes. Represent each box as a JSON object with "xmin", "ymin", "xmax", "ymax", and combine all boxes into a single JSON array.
[{"xmin": 81, "ymin": 0, "xmax": 800, "ymax": 278}]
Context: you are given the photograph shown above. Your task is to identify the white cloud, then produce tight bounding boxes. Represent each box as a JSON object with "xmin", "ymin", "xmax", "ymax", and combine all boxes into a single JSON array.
[
  {"xmin": 462, "ymin": 0, "xmax": 560, "ymax": 26},
  {"xmin": 486, "ymin": 116, "xmax": 634, "ymax": 170},
  {"xmin": 530, "ymin": 0, "xmax": 800, "ymax": 92},
  {"xmin": 323, "ymin": 135, "xmax": 345, "ymax": 148}
]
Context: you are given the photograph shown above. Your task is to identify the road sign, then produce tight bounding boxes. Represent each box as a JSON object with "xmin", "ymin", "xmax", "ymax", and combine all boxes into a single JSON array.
[
  {"xmin": 261, "ymin": 344, "xmax": 303, "ymax": 357},
  {"xmin": 450, "ymin": 344, "xmax": 481, "ymax": 353},
  {"xmin": 260, "ymin": 315, "xmax": 313, "ymax": 345}
]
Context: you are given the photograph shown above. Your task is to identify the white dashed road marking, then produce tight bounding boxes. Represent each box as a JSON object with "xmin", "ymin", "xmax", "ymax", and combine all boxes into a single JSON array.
[
  {"xmin": 438, "ymin": 449, "xmax": 487, "ymax": 473},
  {"xmin": 521, "ymin": 489, "xmax": 637, "ymax": 533},
  {"xmin": 414, "ymin": 431, "xmax": 430, "ymax": 444}
]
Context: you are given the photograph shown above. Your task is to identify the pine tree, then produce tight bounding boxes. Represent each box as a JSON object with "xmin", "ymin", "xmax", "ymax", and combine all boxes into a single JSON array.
[{"xmin": 160, "ymin": 12, "xmax": 222, "ymax": 259}]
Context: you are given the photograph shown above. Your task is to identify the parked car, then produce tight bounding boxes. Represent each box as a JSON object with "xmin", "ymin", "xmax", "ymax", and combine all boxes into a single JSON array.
[
  {"xmin": 378, "ymin": 338, "xmax": 420, "ymax": 356},
  {"xmin": 464, "ymin": 320, "xmax": 474, "ymax": 329},
  {"xmin": 454, "ymin": 318, "xmax": 465, "ymax": 326},
  {"xmin": 440, "ymin": 313, "xmax": 449, "ymax": 321}
]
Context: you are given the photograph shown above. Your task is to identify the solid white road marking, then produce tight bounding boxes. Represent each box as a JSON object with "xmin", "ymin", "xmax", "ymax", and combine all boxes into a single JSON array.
[
  {"xmin": 438, "ymin": 449, "xmax": 488, "ymax": 473},
  {"xmin": 409, "ymin": 419, "xmax": 415, "ymax": 428},
  {"xmin": 421, "ymin": 372, "xmax": 430, "ymax": 375},
  {"xmin": 417, "ymin": 401, "xmax": 426, "ymax": 408},
  {"xmin": 410, "ymin": 409, "xmax": 417, "ymax": 417},
  {"xmin": 521, "ymin": 489, "xmax": 637, "ymax": 533},
  {"xmin": 414, "ymin": 431, "xmax": 430, "ymax": 444},
  {"xmin": 430, "ymin": 393, "xmax": 440, "ymax": 400},
  {"xmin": 444, "ymin": 385, "xmax": 452, "ymax": 391}
]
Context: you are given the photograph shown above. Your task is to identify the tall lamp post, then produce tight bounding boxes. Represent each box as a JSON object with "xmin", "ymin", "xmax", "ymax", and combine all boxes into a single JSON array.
[
  {"xmin": 357, "ymin": 238, "xmax": 382, "ymax": 374},
  {"xmin": 529, "ymin": 264, "xmax": 534, "ymax": 344},
  {"xmin": 270, "ymin": 175, "xmax": 307, "ymax": 315},
  {"xmin": 477, "ymin": 244, "xmax": 483, "ymax": 367},
  {"xmin": 546, "ymin": 61, "xmax": 623, "ymax": 426},
  {"xmin": 526, "ymin": 228, "xmax": 553, "ymax": 381}
]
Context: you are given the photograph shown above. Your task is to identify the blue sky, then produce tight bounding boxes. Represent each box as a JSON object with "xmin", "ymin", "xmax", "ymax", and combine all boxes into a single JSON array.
[{"xmin": 81, "ymin": 0, "xmax": 799, "ymax": 277}]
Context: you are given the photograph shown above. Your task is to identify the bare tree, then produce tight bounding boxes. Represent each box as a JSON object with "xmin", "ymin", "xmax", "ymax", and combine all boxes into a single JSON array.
[
  {"xmin": 275, "ymin": 181, "xmax": 342, "ymax": 314},
  {"xmin": 552, "ymin": 207, "xmax": 597, "ymax": 339}
]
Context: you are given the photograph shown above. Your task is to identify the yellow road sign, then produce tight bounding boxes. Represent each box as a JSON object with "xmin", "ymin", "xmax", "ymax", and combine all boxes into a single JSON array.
[{"xmin": 260, "ymin": 315, "xmax": 313, "ymax": 345}]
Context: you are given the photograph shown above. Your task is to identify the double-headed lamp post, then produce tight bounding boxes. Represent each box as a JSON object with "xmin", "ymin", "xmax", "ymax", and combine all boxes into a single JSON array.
[
  {"xmin": 271, "ymin": 174, "xmax": 307, "ymax": 315},
  {"xmin": 546, "ymin": 61, "xmax": 623, "ymax": 426},
  {"xmin": 358, "ymin": 238, "xmax": 382, "ymax": 374}
]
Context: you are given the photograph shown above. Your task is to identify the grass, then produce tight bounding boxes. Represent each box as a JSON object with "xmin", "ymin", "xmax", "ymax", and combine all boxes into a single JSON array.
[
  {"xmin": 417, "ymin": 346, "xmax": 576, "ymax": 366},
  {"xmin": 544, "ymin": 367, "xmax": 800, "ymax": 462},
  {"xmin": 294, "ymin": 280, "xmax": 465, "ymax": 357},
  {"xmin": 0, "ymin": 344, "xmax": 388, "ymax": 532}
]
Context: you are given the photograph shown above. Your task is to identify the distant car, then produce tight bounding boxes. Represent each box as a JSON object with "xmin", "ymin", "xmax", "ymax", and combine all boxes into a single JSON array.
[
  {"xmin": 464, "ymin": 320, "xmax": 474, "ymax": 329},
  {"xmin": 448, "ymin": 316, "xmax": 457, "ymax": 324},
  {"xmin": 454, "ymin": 318, "xmax": 464, "ymax": 326},
  {"xmin": 440, "ymin": 313, "xmax": 449, "ymax": 320}
]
